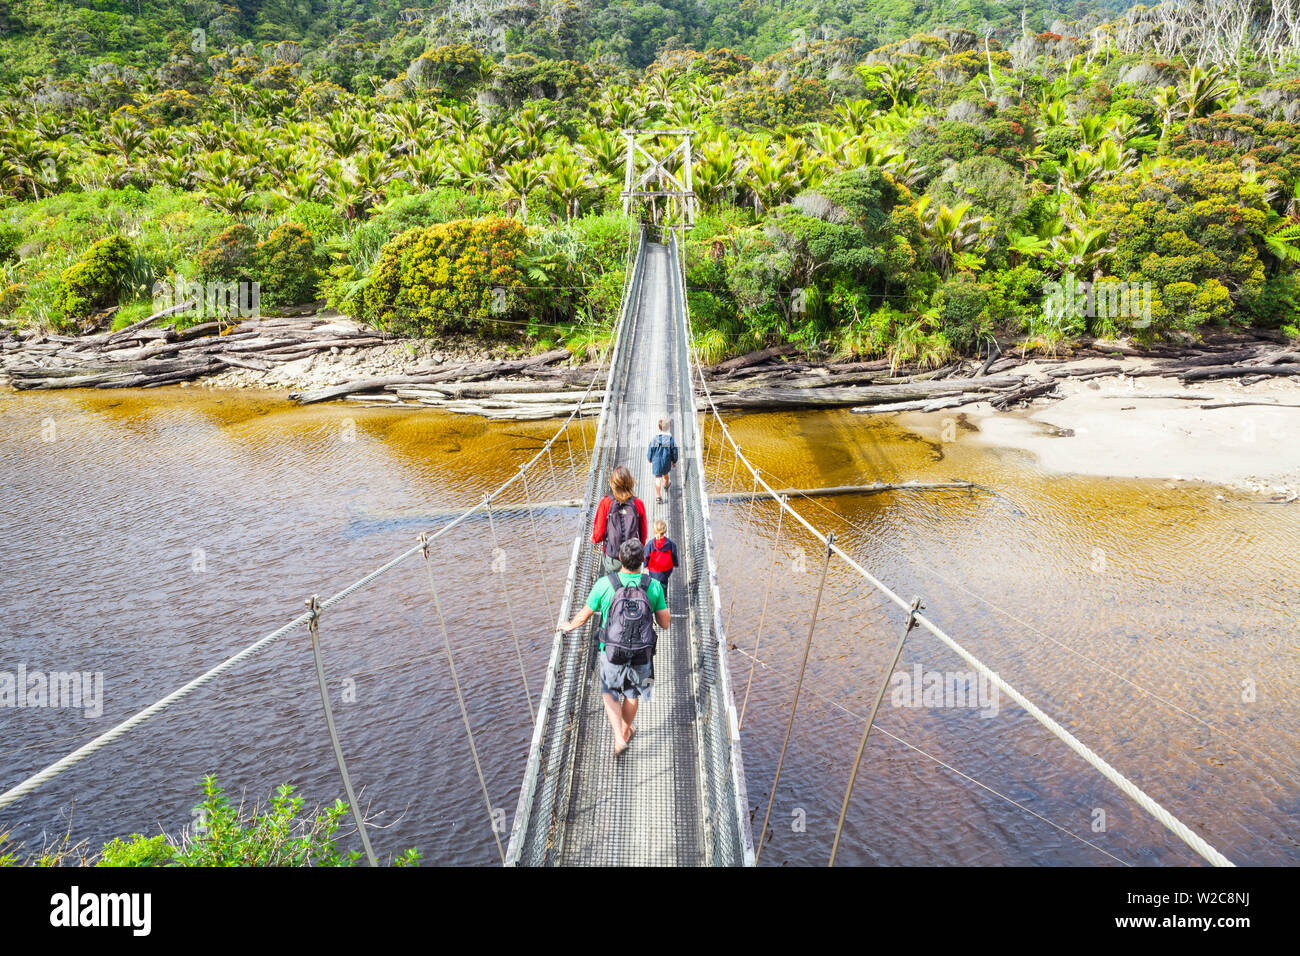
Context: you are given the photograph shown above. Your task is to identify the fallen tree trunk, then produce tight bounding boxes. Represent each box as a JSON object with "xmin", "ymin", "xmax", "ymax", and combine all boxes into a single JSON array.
[
  {"xmin": 292, "ymin": 373, "xmax": 472, "ymax": 404},
  {"xmin": 852, "ymin": 394, "xmax": 986, "ymax": 414},
  {"xmin": 289, "ymin": 348, "xmax": 571, "ymax": 404},
  {"xmin": 1247, "ymin": 349, "xmax": 1300, "ymax": 367},
  {"xmin": 445, "ymin": 402, "xmax": 599, "ymax": 420},
  {"xmin": 395, "ymin": 379, "xmax": 602, "ymax": 399},
  {"xmin": 710, "ymin": 344, "xmax": 797, "ymax": 375},
  {"xmin": 709, "ymin": 368, "xmax": 887, "ymax": 393},
  {"xmin": 988, "ymin": 378, "xmax": 1058, "ymax": 410},
  {"xmin": 824, "ymin": 358, "xmax": 894, "ymax": 374},
  {"xmin": 70, "ymin": 298, "xmax": 197, "ymax": 349},
  {"xmin": 1047, "ymin": 363, "xmax": 1125, "ymax": 379},
  {"xmin": 1100, "ymin": 393, "xmax": 1217, "ymax": 401},
  {"xmin": 706, "ymin": 374, "xmax": 1028, "ymax": 410},
  {"xmin": 1179, "ymin": 364, "xmax": 1300, "ymax": 383},
  {"xmin": 976, "ymin": 341, "xmax": 1002, "ymax": 377},
  {"xmin": 711, "ymin": 480, "xmax": 979, "ymax": 502}
]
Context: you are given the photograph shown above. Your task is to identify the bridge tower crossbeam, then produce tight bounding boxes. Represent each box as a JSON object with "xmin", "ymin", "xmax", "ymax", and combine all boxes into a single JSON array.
[{"xmin": 620, "ymin": 128, "xmax": 696, "ymax": 237}]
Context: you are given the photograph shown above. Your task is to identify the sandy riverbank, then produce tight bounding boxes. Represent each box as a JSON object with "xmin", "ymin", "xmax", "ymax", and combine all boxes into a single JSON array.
[{"xmin": 901, "ymin": 357, "xmax": 1300, "ymax": 498}]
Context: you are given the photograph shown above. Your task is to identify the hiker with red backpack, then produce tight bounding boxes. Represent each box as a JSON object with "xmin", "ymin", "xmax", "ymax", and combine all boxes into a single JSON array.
[
  {"xmin": 591, "ymin": 464, "xmax": 648, "ymax": 575},
  {"xmin": 560, "ymin": 538, "xmax": 670, "ymax": 755},
  {"xmin": 644, "ymin": 519, "xmax": 678, "ymax": 590},
  {"xmin": 646, "ymin": 419, "xmax": 678, "ymax": 505}
]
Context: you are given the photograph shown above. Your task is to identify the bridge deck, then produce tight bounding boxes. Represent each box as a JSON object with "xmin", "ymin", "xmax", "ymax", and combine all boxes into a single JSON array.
[
  {"xmin": 508, "ymin": 234, "xmax": 753, "ymax": 866},
  {"xmin": 557, "ymin": 242, "xmax": 705, "ymax": 865}
]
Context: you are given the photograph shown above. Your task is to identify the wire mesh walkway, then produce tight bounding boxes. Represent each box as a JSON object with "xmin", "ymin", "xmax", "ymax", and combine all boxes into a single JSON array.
[{"xmin": 507, "ymin": 236, "xmax": 753, "ymax": 866}]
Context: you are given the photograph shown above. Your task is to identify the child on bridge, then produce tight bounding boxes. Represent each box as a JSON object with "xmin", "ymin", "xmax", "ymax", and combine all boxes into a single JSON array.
[
  {"xmin": 646, "ymin": 419, "xmax": 678, "ymax": 505},
  {"xmin": 644, "ymin": 519, "xmax": 678, "ymax": 590}
]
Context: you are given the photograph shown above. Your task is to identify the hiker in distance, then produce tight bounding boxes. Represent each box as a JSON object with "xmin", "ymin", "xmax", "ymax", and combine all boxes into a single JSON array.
[
  {"xmin": 559, "ymin": 538, "xmax": 669, "ymax": 756},
  {"xmin": 647, "ymin": 418, "xmax": 678, "ymax": 505},
  {"xmin": 591, "ymin": 464, "xmax": 648, "ymax": 575},
  {"xmin": 644, "ymin": 519, "xmax": 678, "ymax": 590}
]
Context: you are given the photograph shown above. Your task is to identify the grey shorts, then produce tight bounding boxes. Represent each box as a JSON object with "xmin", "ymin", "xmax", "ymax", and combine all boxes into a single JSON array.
[{"xmin": 599, "ymin": 648, "xmax": 653, "ymax": 702}]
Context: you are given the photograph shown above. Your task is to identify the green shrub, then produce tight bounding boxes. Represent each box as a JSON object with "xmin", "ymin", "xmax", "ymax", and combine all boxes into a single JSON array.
[
  {"xmin": 257, "ymin": 222, "xmax": 319, "ymax": 309},
  {"xmin": 984, "ymin": 262, "xmax": 1046, "ymax": 333},
  {"xmin": 369, "ymin": 189, "xmax": 499, "ymax": 236},
  {"xmin": 286, "ymin": 201, "xmax": 345, "ymax": 243},
  {"xmin": 890, "ymin": 314, "xmax": 955, "ymax": 370},
  {"xmin": 321, "ymin": 190, "xmax": 499, "ymax": 317},
  {"xmin": 93, "ymin": 776, "xmax": 419, "ymax": 867},
  {"xmin": 194, "ymin": 223, "xmax": 258, "ymax": 286},
  {"xmin": 1157, "ymin": 279, "xmax": 1234, "ymax": 331},
  {"xmin": 0, "ymin": 223, "xmax": 22, "ymax": 264},
  {"xmin": 56, "ymin": 234, "xmax": 133, "ymax": 320},
  {"xmin": 97, "ymin": 835, "xmax": 175, "ymax": 867},
  {"xmin": 934, "ymin": 275, "xmax": 991, "ymax": 353},
  {"xmin": 363, "ymin": 216, "xmax": 529, "ymax": 334},
  {"xmin": 1244, "ymin": 272, "xmax": 1300, "ymax": 328},
  {"xmin": 837, "ymin": 303, "xmax": 911, "ymax": 357}
]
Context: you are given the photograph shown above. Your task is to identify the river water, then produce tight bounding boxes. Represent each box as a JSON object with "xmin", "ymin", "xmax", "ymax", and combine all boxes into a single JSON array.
[{"xmin": 0, "ymin": 388, "xmax": 1296, "ymax": 866}]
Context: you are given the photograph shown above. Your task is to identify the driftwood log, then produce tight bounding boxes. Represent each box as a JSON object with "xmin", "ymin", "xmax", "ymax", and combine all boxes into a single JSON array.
[
  {"xmin": 707, "ymin": 374, "xmax": 1029, "ymax": 411},
  {"xmin": 289, "ymin": 348, "xmax": 571, "ymax": 404},
  {"xmin": 4, "ymin": 311, "xmax": 394, "ymax": 391},
  {"xmin": 712, "ymin": 481, "xmax": 980, "ymax": 501}
]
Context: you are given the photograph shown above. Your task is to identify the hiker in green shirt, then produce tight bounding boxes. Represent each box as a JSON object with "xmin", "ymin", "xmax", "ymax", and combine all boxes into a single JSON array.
[{"xmin": 560, "ymin": 539, "xmax": 669, "ymax": 755}]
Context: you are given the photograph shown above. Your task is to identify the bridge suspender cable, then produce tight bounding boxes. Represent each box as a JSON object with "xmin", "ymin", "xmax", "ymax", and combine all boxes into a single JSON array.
[
  {"xmin": 829, "ymin": 596, "xmax": 922, "ymax": 867},
  {"xmin": 484, "ymin": 494, "xmax": 534, "ymax": 721},
  {"xmin": 419, "ymin": 534, "xmax": 506, "ymax": 864},
  {"xmin": 306, "ymin": 595, "xmax": 379, "ymax": 867},
  {"xmin": 689, "ymin": 325, "xmax": 1236, "ymax": 869},
  {"xmin": 738, "ymin": 494, "xmax": 785, "ymax": 729},
  {"xmin": 755, "ymin": 533, "xmax": 835, "ymax": 865}
]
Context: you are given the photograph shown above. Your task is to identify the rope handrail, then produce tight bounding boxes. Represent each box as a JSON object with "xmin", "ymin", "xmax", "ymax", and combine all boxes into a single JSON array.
[
  {"xmin": 0, "ymin": 222, "xmax": 634, "ymax": 817},
  {"xmin": 688, "ymin": 321, "xmax": 1236, "ymax": 868}
]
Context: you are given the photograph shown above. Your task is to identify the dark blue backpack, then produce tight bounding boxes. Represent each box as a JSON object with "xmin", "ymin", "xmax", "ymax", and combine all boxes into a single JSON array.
[{"xmin": 648, "ymin": 433, "xmax": 676, "ymax": 474}]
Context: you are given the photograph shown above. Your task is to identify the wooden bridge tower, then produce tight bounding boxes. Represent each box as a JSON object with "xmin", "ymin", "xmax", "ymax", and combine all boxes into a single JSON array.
[{"xmin": 620, "ymin": 128, "xmax": 696, "ymax": 238}]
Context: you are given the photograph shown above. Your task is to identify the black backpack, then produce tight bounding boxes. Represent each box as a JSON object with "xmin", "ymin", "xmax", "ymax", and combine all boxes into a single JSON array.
[
  {"xmin": 603, "ymin": 497, "xmax": 639, "ymax": 557},
  {"xmin": 603, "ymin": 572, "xmax": 656, "ymax": 666}
]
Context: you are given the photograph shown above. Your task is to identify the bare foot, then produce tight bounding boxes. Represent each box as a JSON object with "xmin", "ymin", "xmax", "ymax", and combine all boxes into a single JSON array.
[{"xmin": 614, "ymin": 739, "xmax": 629, "ymax": 757}]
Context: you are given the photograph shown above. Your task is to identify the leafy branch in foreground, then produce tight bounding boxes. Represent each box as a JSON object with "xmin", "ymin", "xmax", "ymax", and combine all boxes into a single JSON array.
[{"xmin": 0, "ymin": 775, "xmax": 420, "ymax": 867}]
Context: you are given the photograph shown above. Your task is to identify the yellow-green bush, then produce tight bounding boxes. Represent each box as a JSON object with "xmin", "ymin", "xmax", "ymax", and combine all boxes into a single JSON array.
[
  {"xmin": 362, "ymin": 217, "xmax": 528, "ymax": 335},
  {"xmin": 56, "ymin": 234, "xmax": 133, "ymax": 321}
]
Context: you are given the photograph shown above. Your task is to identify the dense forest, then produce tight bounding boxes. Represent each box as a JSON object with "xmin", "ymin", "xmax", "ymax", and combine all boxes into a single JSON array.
[{"xmin": 3, "ymin": 0, "xmax": 1300, "ymax": 365}]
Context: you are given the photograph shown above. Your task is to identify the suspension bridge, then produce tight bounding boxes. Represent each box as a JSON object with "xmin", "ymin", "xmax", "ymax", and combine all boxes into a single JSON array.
[{"xmin": 0, "ymin": 220, "xmax": 1238, "ymax": 868}]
